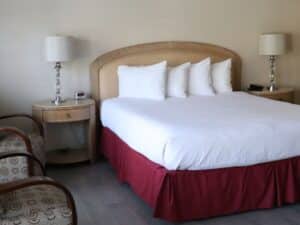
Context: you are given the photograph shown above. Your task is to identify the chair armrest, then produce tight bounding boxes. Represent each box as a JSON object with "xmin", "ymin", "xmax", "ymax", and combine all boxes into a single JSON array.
[
  {"xmin": 0, "ymin": 126, "xmax": 33, "ymax": 153},
  {"xmin": 0, "ymin": 150, "xmax": 46, "ymax": 176},
  {"xmin": 0, "ymin": 176, "xmax": 77, "ymax": 225},
  {"xmin": 0, "ymin": 114, "xmax": 44, "ymax": 137}
]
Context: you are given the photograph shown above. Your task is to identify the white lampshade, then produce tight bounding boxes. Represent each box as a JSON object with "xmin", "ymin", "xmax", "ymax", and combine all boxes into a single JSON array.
[
  {"xmin": 259, "ymin": 33, "xmax": 287, "ymax": 56},
  {"xmin": 45, "ymin": 36, "xmax": 73, "ymax": 62}
]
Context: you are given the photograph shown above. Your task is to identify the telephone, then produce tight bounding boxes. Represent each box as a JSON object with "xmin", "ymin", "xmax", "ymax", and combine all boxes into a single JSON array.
[{"xmin": 247, "ymin": 84, "xmax": 265, "ymax": 91}]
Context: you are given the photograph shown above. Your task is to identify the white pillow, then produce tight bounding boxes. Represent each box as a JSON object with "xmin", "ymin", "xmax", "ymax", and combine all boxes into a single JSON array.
[
  {"xmin": 212, "ymin": 59, "xmax": 232, "ymax": 93},
  {"xmin": 118, "ymin": 61, "xmax": 167, "ymax": 100},
  {"xmin": 167, "ymin": 62, "xmax": 191, "ymax": 98},
  {"xmin": 189, "ymin": 58, "xmax": 215, "ymax": 96}
]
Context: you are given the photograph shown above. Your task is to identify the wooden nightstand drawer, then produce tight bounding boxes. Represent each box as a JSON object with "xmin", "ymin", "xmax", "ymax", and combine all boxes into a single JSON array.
[
  {"xmin": 249, "ymin": 88, "xmax": 294, "ymax": 103},
  {"xmin": 43, "ymin": 108, "xmax": 90, "ymax": 123},
  {"xmin": 266, "ymin": 92, "xmax": 293, "ymax": 102}
]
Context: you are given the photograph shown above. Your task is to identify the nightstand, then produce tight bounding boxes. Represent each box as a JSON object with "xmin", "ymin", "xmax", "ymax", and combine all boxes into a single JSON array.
[
  {"xmin": 248, "ymin": 87, "xmax": 294, "ymax": 103},
  {"xmin": 32, "ymin": 99, "xmax": 96, "ymax": 164}
]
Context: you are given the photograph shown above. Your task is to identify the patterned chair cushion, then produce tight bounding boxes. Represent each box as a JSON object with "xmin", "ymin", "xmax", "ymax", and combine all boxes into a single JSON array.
[
  {"xmin": 0, "ymin": 156, "xmax": 29, "ymax": 183},
  {"xmin": 0, "ymin": 133, "xmax": 45, "ymax": 164},
  {"xmin": 0, "ymin": 133, "xmax": 45, "ymax": 183},
  {"xmin": 0, "ymin": 184, "xmax": 73, "ymax": 225}
]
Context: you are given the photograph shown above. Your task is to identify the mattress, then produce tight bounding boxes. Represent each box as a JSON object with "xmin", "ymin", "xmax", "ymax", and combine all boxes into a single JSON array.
[{"xmin": 101, "ymin": 92, "xmax": 300, "ymax": 170}]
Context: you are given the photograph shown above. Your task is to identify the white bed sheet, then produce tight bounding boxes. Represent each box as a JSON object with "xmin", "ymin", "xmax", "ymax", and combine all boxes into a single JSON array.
[{"xmin": 101, "ymin": 92, "xmax": 300, "ymax": 170}]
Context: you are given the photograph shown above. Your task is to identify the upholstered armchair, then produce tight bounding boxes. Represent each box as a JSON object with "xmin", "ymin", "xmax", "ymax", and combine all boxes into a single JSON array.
[
  {"xmin": 0, "ymin": 148, "xmax": 77, "ymax": 224},
  {"xmin": 0, "ymin": 114, "xmax": 45, "ymax": 182}
]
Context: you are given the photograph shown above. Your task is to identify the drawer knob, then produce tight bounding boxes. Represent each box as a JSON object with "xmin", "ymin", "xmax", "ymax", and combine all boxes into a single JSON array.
[{"xmin": 66, "ymin": 113, "xmax": 71, "ymax": 118}]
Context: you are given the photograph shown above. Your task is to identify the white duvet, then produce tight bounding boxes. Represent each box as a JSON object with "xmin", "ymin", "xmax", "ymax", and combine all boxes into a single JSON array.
[{"xmin": 101, "ymin": 92, "xmax": 300, "ymax": 170}]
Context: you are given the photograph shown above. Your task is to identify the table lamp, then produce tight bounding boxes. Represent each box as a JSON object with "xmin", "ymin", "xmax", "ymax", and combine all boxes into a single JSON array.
[
  {"xmin": 45, "ymin": 35, "xmax": 73, "ymax": 105},
  {"xmin": 259, "ymin": 33, "xmax": 287, "ymax": 92}
]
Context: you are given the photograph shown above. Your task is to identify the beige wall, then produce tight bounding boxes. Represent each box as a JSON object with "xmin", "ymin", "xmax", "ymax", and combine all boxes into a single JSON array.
[
  {"xmin": 0, "ymin": 0, "xmax": 300, "ymax": 148},
  {"xmin": 1, "ymin": 0, "xmax": 300, "ymax": 112}
]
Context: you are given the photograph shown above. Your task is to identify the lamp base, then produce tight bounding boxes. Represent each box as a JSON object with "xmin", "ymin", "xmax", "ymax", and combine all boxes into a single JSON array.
[
  {"xmin": 268, "ymin": 56, "xmax": 277, "ymax": 92},
  {"xmin": 268, "ymin": 84, "xmax": 277, "ymax": 92},
  {"xmin": 52, "ymin": 96, "xmax": 65, "ymax": 105},
  {"xmin": 52, "ymin": 62, "xmax": 64, "ymax": 105}
]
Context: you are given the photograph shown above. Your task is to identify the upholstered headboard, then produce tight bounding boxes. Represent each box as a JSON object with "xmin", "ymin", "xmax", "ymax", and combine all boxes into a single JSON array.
[{"xmin": 90, "ymin": 41, "xmax": 242, "ymax": 106}]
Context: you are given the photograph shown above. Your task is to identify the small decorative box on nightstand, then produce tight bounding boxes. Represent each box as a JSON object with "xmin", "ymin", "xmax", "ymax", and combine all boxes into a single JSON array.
[
  {"xmin": 32, "ymin": 99, "xmax": 96, "ymax": 164},
  {"xmin": 248, "ymin": 87, "xmax": 294, "ymax": 103}
]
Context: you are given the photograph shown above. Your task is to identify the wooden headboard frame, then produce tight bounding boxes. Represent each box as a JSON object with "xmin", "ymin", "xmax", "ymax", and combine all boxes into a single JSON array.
[{"xmin": 90, "ymin": 41, "xmax": 242, "ymax": 108}]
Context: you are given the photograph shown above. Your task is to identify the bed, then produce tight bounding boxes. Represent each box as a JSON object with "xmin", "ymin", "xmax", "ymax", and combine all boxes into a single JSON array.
[{"xmin": 90, "ymin": 42, "xmax": 300, "ymax": 221}]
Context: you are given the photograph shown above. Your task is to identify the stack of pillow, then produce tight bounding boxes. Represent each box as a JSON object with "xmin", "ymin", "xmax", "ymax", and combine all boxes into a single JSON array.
[{"xmin": 118, "ymin": 58, "xmax": 232, "ymax": 100}]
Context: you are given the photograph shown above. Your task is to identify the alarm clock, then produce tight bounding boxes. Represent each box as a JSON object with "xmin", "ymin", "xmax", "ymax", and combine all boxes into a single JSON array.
[{"xmin": 74, "ymin": 91, "xmax": 87, "ymax": 100}]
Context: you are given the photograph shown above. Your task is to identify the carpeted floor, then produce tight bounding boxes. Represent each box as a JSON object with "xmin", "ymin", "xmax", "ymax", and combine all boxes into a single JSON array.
[{"xmin": 48, "ymin": 161, "xmax": 300, "ymax": 225}]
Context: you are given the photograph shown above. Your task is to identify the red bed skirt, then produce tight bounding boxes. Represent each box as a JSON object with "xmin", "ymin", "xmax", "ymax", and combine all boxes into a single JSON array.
[{"xmin": 101, "ymin": 127, "xmax": 300, "ymax": 222}]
